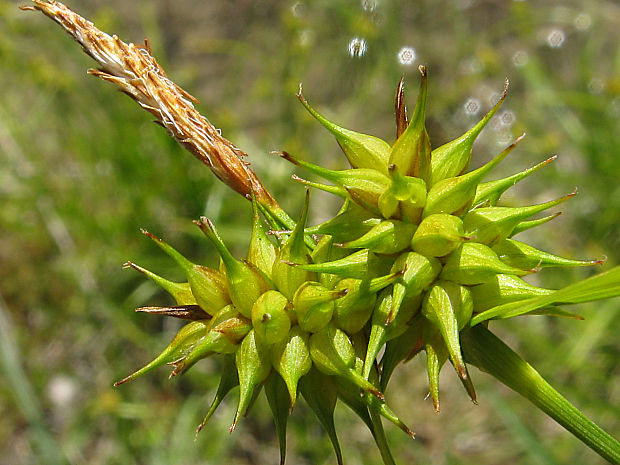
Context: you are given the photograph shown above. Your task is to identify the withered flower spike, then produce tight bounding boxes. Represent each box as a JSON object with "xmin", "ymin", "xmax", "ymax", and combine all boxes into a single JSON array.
[
  {"xmin": 136, "ymin": 305, "xmax": 211, "ymax": 321},
  {"xmin": 395, "ymin": 76, "xmax": 408, "ymax": 138},
  {"xmin": 26, "ymin": 0, "xmax": 277, "ymax": 208}
]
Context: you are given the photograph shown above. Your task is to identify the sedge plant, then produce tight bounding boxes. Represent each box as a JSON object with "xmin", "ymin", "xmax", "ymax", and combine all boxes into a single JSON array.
[{"xmin": 23, "ymin": 2, "xmax": 620, "ymax": 464}]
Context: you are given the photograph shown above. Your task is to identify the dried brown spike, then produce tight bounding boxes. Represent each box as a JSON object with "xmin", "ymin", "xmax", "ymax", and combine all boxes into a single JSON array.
[
  {"xmin": 136, "ymin": 305, "xmax": 211, "ymax": 321},
  {"xmin": 25, "ymin": 0, "xmax": 277, "ymax": 208},
  {"xmin": 395, "ymin": 76, "xmax": 408, "ymax": 138}
]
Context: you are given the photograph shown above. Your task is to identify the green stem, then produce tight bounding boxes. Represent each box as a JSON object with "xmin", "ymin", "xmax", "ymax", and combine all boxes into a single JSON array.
[
  {"xmin": 462, "ymin": 324, "xmax": 620, "ymax": 465},
  {"xmin": 369, "ymin": 409, "xmax": 398, "ymax": 465}
]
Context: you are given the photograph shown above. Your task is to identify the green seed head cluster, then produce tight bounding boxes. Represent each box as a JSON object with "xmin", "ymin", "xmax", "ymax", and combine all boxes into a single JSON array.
[{"xmin": 121, "ymin": 68, "xmax": 602, "ymax": 459}]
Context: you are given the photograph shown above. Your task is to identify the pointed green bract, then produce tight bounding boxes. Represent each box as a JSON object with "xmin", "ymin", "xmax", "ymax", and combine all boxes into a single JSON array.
[
  {"xmin": 298, "ymin": 90, "xmax": 390, "ymax": 173},
  {"xmin": 473, "ymin": 155, "xmax": 556, "ymax": 208},
  {"xmin": 292, "ymin": 173, "xmax": 349, "ymax": 199},
  {"xmin": 196, "ymin": 355, "xmax": 238, "ymax": 436},
  {"xmin": 429, "ymin": 80, "xmax": 508, "ymax": 185},
  {"xmin": 114, "ymin": 320, "xmax": 208, "ymax": 386},
  {"xmin": 363, "ymin": 290, "xmax": 395, "ymax": 379},
  {"xmin": 310, "ymin": 235, "xmax": 349, "ymax": 289},
  {"xmin": 463, "ymin": 192, "xmax": 575, "ymax": 245},
  {"xmin": 510, "ymin": 212, "xmax": 562, "ymax": 236},
  {"xmin": 292, "ymin": 248, "xmax": 392, "ymax": 280},
  {"xmin": 195, "ymin": 218, "xmax": 271, "ymax": 318},
  {"xmin": 421, "ymin": 281, "xmax": 476, "ymax": 402},
  {"xmin": 305, "ymin": 201, "xmax": 381, "ymax": 241},
  {"xmin": 364, "ymin": 288, "xmax": 423, "ymax": 382},
  {"xmin": 389, "ymin": 251, "xmax": 441, "ymax": 322},
  {"xmin": 309, "ymin": 324, "xmax": 384, "ymax": 400},
  {"xmin": 272, "ymin": 191, "xmax": 314, "ymax": 299},
  {"xmin": 424, "ymin": 133, "xmax": 523, "ymax": 217},
  {"xmin": 493, "ymin": 238, "xmax": 604, "ymax": 270},
  {"xmin": 389, "ymin": 66, "xmax": 431, "ymax": 181},
  {"xmin": 280, "ymin": 151, "xmax": 390, "ymax": 214},
  {"xmin": 422, "ymin": 322, "xmax": 449, "ymax": 412},
  {"xmin": 248, "ymin": 196, "xmax": 277, "ymax": 279},
  {"xmin": 232, "ymin": 329, "xmax": 271, "ymax": 432},
  {"xmin": 141, "ymin": 230, "xmax": 230, "ymax": 314},
  {"xmin": 299, "ymin": 368, "xmax": 343, "ymax": 465},
  {"xmin": 342, "ymin": 219, "xmax": 416, "ymax": 254},
  {"xmin": 440, "ymin": 242, "xmax": 531, "ymax": 285},
  {"xmin": 338, "ymin": 373, "xmax": 415, "ymax": 439},
  {"xmin": 265, "ymin": 374, "xmax": 290, "ymax": 465},
  {"xmin": 271, "ymin": 326, "xmax": 312, "ymax": 408},
  {"xmin": 123, "ymin": 261, "xmax": 198, "ymax": 305},
  {"xmin": 470, "ymin": 274, "xmax": 554, "ymax": 313}
]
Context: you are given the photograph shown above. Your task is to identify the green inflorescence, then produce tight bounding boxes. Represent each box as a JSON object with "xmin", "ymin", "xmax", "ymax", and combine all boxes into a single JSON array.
[{"xmin": 119, "ymin": 68, "xmax": 616, "ymax": 464}]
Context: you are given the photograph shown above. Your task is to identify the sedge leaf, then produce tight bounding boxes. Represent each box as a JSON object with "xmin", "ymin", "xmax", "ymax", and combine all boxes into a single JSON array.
[{"xmin": 471, "ymin": 265, "xmax": 620, "ymax": 325}]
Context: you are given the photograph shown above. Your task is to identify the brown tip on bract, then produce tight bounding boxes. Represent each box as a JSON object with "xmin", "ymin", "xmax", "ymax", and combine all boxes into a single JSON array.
[
  {"xmin": 19, "ymin": 6, "xmax": 37, "ymax": 11},
  {"xmin": 395, "ymin": 77, "xmax": 408, "ymax": 138},
  {"xmin": 418, "ymin": 64, "xmax": 427, "ymax": 77},
  {"xmin": 541, "ymin": 154, "xmax": 558, "ymax": 166},
  {"xmin": 296, "ymin": 83, "xmax": 304, "ymax": 99},
  {"xmin": 275, "ymin": 150, "xmax": 298, "ymax": 165},
  {"xmin": 140, "ymin": 228, "xmax": 159, "ymax": 241},
  {"xmin": 456, "ymin": 364, "xmax": 478, "ymax": 404},
  {"xmin": 502, "ymin": 77, "xmax": 510, "ymax": 98},
  {"xmin": 593, "ymin": 256, "xmax": 608, "ymax": 266},
  {"xmin": 122, "ymin": 261, "xmax": 134, "ymax": 270},
  {"xmin": 113, "ymin": 374, "xmax": 133, "ymax": 387},
  {"xmin": 556, "ymin": 189, "xmax": 578, "ymax": 203},
  {"xmin": 195, "ymin": 422, "xmax": 206, "ymax": 438},
  {"xmin": 193, "ymin": 216, "xmax": 214, "ymax": 235},
  {"xmin": 510, "ymin": 132, "xmax": 526, "ymax": 147}
]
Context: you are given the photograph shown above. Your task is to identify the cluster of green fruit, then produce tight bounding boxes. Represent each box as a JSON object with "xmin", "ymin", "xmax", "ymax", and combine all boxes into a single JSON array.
[{"xmin": 119, "ymin": 69, "xmax": 599, "ymax": 462}]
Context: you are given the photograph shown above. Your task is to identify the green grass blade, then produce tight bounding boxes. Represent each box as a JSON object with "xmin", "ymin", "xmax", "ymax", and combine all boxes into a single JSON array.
[
  {"xmin": 0, "ymin": 293, "xmax": 70, "ymax": 465},
  {"xmin": 462, "ymin": 325, "xmax": 620, "ymax": 464},
  {"xmin": 471, "ymin": 265, "xmax": 620, "ymax": 325}
]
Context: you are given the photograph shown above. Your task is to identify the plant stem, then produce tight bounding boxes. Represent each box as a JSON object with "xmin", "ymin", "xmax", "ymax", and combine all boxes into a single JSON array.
[{"xmin": 462, "ymin": 324, "xmax": 620, "ymax": 465}]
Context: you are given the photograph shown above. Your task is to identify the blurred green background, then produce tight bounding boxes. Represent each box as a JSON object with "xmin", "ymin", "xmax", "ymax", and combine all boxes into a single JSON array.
[{"xmin": 1, "ymin": 0, "xmax": 619, "ymax": 464}]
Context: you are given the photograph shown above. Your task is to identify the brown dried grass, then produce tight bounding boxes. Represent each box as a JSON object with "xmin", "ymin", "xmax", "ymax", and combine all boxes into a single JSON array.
[{"xmin": 23, "ymin": 0, "xmax": 278, "ymax": 208}]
